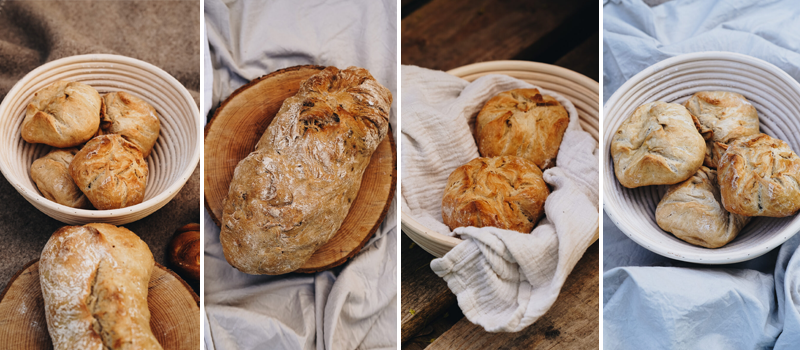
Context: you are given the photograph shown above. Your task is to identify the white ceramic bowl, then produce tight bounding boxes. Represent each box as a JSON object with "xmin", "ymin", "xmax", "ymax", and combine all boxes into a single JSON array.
[
  {"xmin": 401, "ymin": 60, "xmax": 600, "ymax": 258},
  {"xmin": 604, "ymin": 51, "xmax": 800, "ymax": 264},
  {"xmin": 0, "ymin": 54, "xmax": 201, "ymax": 225}
]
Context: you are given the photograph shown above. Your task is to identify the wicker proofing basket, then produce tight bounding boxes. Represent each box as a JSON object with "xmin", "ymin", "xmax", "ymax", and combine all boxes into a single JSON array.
[
  {"xmin": 0, "ymin": 54, "xmax": 201, "ymax": 225},
  {"xmin": 604, "ymin": 51, "xmax": 800, "ymax": 264},
  {"xmin": 401, "ymin": 60, "xmax": 600, "ymax": 258}
]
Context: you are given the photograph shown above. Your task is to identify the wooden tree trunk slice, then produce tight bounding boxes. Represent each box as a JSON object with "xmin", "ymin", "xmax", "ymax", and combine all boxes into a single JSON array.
[
  {"xmin": 204, "ymin": 65, "xmax": 397, "ymax": 274},
  {"xmin": 0, "ymin": 260, "xmax": 200, "ymax": 350}
]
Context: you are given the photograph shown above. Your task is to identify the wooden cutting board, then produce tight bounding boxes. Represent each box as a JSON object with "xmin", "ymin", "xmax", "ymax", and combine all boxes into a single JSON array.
[
  {"xmin": 204, "ymin": 65, "xmax": 396, "ymax": 273},
  {"xmin": 0, "ymin": 260, "xmax": 200, "ymax": 349}
]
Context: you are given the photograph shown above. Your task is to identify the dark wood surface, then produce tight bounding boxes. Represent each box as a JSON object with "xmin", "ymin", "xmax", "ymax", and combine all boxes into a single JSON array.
[{"xmin": 401, "ymin": 0, "xmax": 599, "ymax": 348}]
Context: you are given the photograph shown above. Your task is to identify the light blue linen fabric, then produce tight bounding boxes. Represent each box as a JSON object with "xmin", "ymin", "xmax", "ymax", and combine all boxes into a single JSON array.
[{"xmin": 604, "ymin": 0, "xmax": 800, "ymax": 348}]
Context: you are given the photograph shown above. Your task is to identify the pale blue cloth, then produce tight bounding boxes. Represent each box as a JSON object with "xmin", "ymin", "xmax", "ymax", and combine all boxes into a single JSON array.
[{"xmin": 603, "ymin": 0, "xmax": 800, "ymax": 348}]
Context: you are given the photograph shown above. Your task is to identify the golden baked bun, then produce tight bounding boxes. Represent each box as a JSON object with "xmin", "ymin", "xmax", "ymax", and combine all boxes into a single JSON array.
[
  {"xmin": 22, "ymin": 81, "xmax": 101, "ymax": 148},
  {"xmin": 684, "ymin": 91, "xmax": 760, "ymax": 168},
  {"xmin": 718, "ymin": 133, "xmax": 800, "ymax": 217},
  {"xmin": 441, "ymin": 156, "xmax": 549, "ymax": 233},
  {"xmin": 101, "ymin": 91, "xmax": 161, "ymax": 157},
  {"xmin": 476, "ymin": 88, "xmax": 569, "ymax": 170},
  {"xmin": 70, "ymin": 134, "xmax": 148, "ymax": 210},
  {"xmin": 30, "ymin": 148, "xmax": 91, "ymax": 209},
  {"xmin": 610, "ymin": 101, "xmax": 705, "ymax": 188},
  {"xmin": 655, "ymin": 166, "xmax": 749, "ymax": 248}
]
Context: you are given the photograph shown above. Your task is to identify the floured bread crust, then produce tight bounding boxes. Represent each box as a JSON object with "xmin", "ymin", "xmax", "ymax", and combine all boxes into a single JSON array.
[
  {"xmin": 684, "ymin": 91, "xmax": 760, "ymax": 168},
  {"xmin": 719, "ymin": 133, "xmax": 800, "ymax": 217},
  {"xmin": 441, "ymin": 156, "xmax": 549, "ymax": 233},
  {"xmin": 70, "ymin": 134, "xmax": 148, "ymax": 210},
  {"xmin": 656, "ymin": 166, "xmax": 750, "ymax": 248},
  {"xmin": 22, "ymin": 81, "xmax": 102, "ymax": 148},
  {"xmin": 220, "ymin": 66, "xmax": 392, "ymax": 275},
  {"xmin": 30, "ymin": 148, "xmax": 91, "ymax": 209},
  {"xmin": 610, "ymin": 101, "xmax": 705, "ymax": 188},
  {"xmin": 476, "ymin": 88, "xmax": 569, "ymax": 170},
  {"xmin": 39, "ymin": 223, "xmax": 162, "ymax": 350},
  {"xmin": 101, "ymin": 91, "xmax": 161, "ymax": 158}
]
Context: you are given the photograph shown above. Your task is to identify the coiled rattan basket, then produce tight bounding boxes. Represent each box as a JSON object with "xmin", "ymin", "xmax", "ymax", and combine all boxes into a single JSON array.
[
  {"xmin": 604, "ymin": 51, "xmax": 800, "ymax": 264},
  {"xmin": 0, "ymin": 54, "xmax": 201, "ymax": 225},
  {"xmin": 401, "ymin": 60, "xmax": 600, "ymax": 258}
]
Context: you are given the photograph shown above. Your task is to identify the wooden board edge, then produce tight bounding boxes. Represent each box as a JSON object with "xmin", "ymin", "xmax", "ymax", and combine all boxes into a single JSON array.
[{"xmin": 0, "ymin": 258, "xmax": 39, "ymax": 303}]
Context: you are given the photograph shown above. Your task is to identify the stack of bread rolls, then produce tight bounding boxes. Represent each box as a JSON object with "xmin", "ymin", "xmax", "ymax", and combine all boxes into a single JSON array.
[
  {"xmin": 611, "ymin": 91, "xmax": 800, "ymax": 248},
  {"xmin": 441, "ymin": 88, "xmax": 570, "ymax": 234},
  {"xmin": 23, "ymin": 81, "xmax": 160, "ymax": 210}
]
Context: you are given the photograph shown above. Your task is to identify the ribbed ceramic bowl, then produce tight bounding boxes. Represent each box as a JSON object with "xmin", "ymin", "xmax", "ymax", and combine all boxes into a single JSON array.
[
  {"xmin": 0, "ymin": 54, "xmax": 201, "ymax": 225},
  {"xmin": 401, "ymin": 60, "xmax": 600, "ymax": 258},
  {"xmin": 604, "ymin": 51, "xmax": 800, "ymax": 264}
]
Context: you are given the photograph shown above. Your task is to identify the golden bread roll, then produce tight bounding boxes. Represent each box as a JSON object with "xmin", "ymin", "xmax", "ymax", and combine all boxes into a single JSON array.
[
  {"xmin": 30, "ymin": 148, "xmax": 91, "ymax": 209},
  {"xmin": 684, "ymin": 91, "xmax": 760, "ymax": 168},
  {"xmin": 22, "ymin": 81, "xmax": 101, "ymax": 148},
  {"xmin": 101, "ymin": 91, "xmax": 161, "ymax": 157}
]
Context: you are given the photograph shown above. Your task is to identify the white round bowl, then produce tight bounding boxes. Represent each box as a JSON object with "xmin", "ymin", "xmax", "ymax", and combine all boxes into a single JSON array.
[
  {"xmin": 0, "ymin": 54, "xmax": 201, "ymax": 225},
  {"xmin": 401, "ymin": 60, "xmax": 600, "ymax": 258},
  {"xmin": 604, "ymin": 51, "xmax": 800, "ymax": 264}
]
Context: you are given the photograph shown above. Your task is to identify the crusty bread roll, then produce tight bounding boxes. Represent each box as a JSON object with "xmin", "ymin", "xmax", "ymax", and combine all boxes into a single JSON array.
[
  {"xmin": 39, "ymin": 223, "xmax": 162, "ymax": 350},
  {"xmin": 101, "ymin": 91, "xmax": 161, "ymax": 157},
  {"xmin": 70, "ymin": 134, "xmax": 148, "ymax": 210},
  {"xmin": 718, "ymin": 133, "xmax": 800, "ymax": 217},
  {"xmin": 476, "ymin": 88, "xmax": 569, "ymax": 170},
  {"xmin": 22, "ymin": 81, "xmax": 102, "ymax": 148},
  {"xmin": 220, "ymin": 66, "xmax": 392, "ymax": 275},
  {"xmin": 30, "ymin": 148, "xmax": 91, "ymax": 209},
  {"xmin": 610, "ymin": 101, "xmax": 705, "ymax": 188},
  {"xmin": 684, "ymin": 91, "xmax": 760, "ymax": 168},
  {"xmin": 656, "ymin": 166, "xmax": 750, "ymax": 248},
  {"xmin": 441, "ymin": 156, "xmax": 549, "ymax": 233}
]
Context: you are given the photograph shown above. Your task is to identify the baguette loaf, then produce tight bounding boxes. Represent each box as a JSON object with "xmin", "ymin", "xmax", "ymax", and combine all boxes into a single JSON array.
[
  {"xmin": 220, "ymin": 66, "xmax": 392, "ymax": 275},
  {"xmin": 39, "ymin": 223, "xmax": 162, "ymax": 350}
]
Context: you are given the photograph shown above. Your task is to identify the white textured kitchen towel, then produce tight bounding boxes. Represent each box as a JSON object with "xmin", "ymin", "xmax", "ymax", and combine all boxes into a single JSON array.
[
  {"xmin": 401, "ymin": 65, "xmax": 599, "ymax": 332},
  {"xmin": 204, "ymin": 1, "xmax": 397, "ymax": 349}
]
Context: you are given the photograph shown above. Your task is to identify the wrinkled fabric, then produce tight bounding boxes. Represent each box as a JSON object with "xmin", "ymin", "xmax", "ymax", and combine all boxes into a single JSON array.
[
  {"xmin": 402, "ymin": 66, "xmax": 599, "ymax": 332},
  {"xmin": 203, "ymin": 1, "xmax": 397, "ymax": 349},
  {"xmin": 603, "ymin": 0, "xmax": 800, "ymax": 347}
]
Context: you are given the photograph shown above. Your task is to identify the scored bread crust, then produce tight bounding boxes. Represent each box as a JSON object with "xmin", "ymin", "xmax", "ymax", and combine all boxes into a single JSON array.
[
  {"xmin": 30, "ymin": 148, "xmax": 92, "ymax": 209},
  {"xmin": 22, "ymin": 81, "xmax": 102, "ymax": 148},
  {"xmin": 655, "ymin": 166, "xmax": 750, "ymax": 248},
  {"xmin": 684, "ymin": 91, "xmax": 760, "ymax": 168},
  {"xmin": 610, "ymin": 101, "xmax": 706, "ymax": 188},
  {"xmin": 101, "ymin": 91, "xmax": 161, "ymax": 158},
  {"xmin": 39, "ymin": 223, "xmax": 162, "ymax": 350},
  {"xmin": 220, "ymin": 66, "xmax": 392, "ymax": 275},
  {"xmin": 718, "ymin": 133, "xmax": 800, "ymax": 217},
  {"xmin": 70, "ymin": 134, "xmax": 149, "ymax": 210},
  {"xmin": 476, "ymin": 88, "xmax": 569, "ymax": 170},
  {"xmin": 441, "ymin": 156, "xmax": 549, "ymax": 233}
]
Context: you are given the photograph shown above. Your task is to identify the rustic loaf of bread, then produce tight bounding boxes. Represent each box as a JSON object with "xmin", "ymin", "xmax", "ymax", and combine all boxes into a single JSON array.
[
  {"xmin": 30, "ymin": 148, "xmax": 92, "ymax": 209},
  {"xmin": 70, "ymin": 134, "xmax": 149, "ymax": 210},
  {"xmin": 441, "ymin": 156, "xmax": 549, "ymax": 233},
  {"xmin": 655, "ymin": 166, "xmax": 750, "ymax": 248},
  {"xmin": 39, "ymin": 223, "xmax": 162, "ymax": 350},
  {"xmin": 101, "ymin": 91, "xmax": 161, "ymax": 158},
  {"xmin": 475, "ymin": 88, "xmax": 569, "ymax": 170},
  {"xmin": 718, "ymin": 133, "xmax": 800, "ymax": 217},
  {"xmin": 610, "ymin": 101, "xmax": 705, "ymax": 188},
  {"xmin": 22, "ymin": 81, "xmax": 102, "ymax": 148},
  {"xmin": 684, "ymin": 91, "xmax": 760, "ymax": 168},
  {"xmin": 220, "ymin": 66, "xmax": 392, "ymax": 275}
]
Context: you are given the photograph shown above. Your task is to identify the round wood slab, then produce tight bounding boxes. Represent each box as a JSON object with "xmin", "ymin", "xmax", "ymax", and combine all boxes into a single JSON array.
[
  {"xmin": 204, "ymin": 65, "xmax": 396, "ymax": 273},
  {"xmin": 0, "ymin": 260, "xmax": 200, "ymax": 349}
]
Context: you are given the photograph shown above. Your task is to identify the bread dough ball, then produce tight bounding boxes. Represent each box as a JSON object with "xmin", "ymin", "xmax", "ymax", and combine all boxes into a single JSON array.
[
  {"xmin": 610, "ymin": 101, "xmax": 705, "ymax": 188},
  {"xmin": 70, "ymin": 134, "xmax": 148, "ymax": 210},
  {"xmin": 22, "ymin": 81, "xmax": 101, "ymax": 148},
  {"xmin": 656, "ymin": 166, "xmax": 749, "ymax": 248},
  {"xmin": 30, "ymin": 148, "xmax": 91, "ymax": 209},
  {"xmin": 684, "ymin": 91, "xmax": 760, "ymax": 168},
  {"xmin": 718, "ymin": 133, "xmax": 800, "ymax": 217},
  {"xmin": 101, "ymin": 91, "xmax": 161, "ymax": 157},
  {"xmin": 476, "ymin": 88, "xmax": 569, "ymax": 170},
  {"xmin": 442, "ymin": 156, "xmax": 549, "ymax": 233}
]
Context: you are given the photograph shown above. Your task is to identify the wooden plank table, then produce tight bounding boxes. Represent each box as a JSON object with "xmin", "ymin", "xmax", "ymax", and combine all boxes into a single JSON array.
[{"xmin": 401, "ymin": 0, "xmax": 599, "ymax": 348}]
